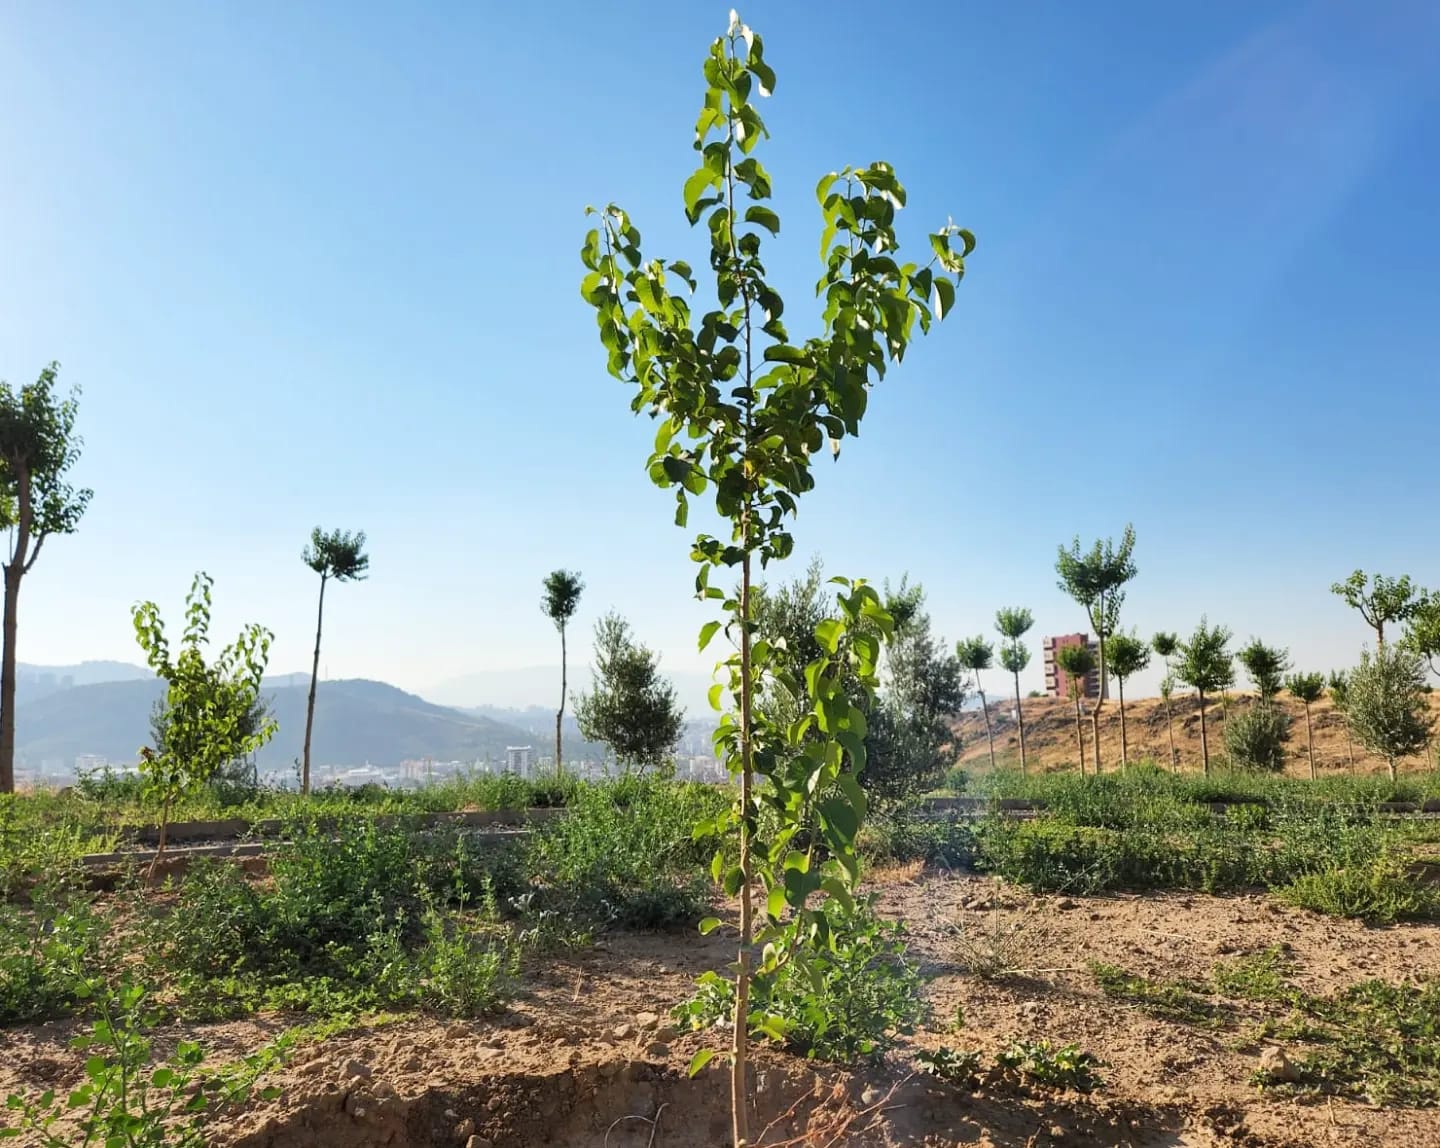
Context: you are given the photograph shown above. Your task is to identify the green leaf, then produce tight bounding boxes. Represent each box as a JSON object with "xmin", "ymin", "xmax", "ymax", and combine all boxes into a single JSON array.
[
  {"xmin": 821, "ymin": 877, "xmax": 855, "ymax": 914},
  {"xmin": 762, "ymin": 344, "xmax": 810, "ymax": 365},
  {"xmin": 815, "ymin": 618, "xmax": 843, "ymax": 654},
  {"xmin": 699, "ymin": 916, "xmax": 722, "ymax": 935},
  {"xmin": 744, "ymin": 206, "xmax": 780, "ymax": 235},
  {"xmin": 684, "ymin": 168, "xmax": 718, "ymax": 220},
  {"xmin": 766, "ymin": 886, "xmax": 787, "ymax": 920},
  {"xmin": 816, "ymin": 171, "xmax": 839, "ymax": 205},
  {"xmin": 818, "ymin": 795, "xmax": 859, "ymax": 842},
  {"xmin": 723, "ymin": 865, "xmax": 745, "ymax": 896},
  {"xmin": 699, "ymin": 620, "xmax": 722, "ymax": 651},
  {"xmin": 689, "ymin": 1048, "xmax": 717, "ymax": 1076},
  {"xmin": 934, "ymin": 277, "xmax": 956, "ymax": 320}
]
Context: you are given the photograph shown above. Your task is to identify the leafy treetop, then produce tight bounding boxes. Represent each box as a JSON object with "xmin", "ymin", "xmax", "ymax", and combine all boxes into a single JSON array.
[
  {"xmin": 1175, "ymin": 618, "xmax": 1235, "ymax": 696},
  {"xmin": 1237, "ymin": 638, "xmax": 1290, "ymax": 703},
  {"xmin": 1104, "ymin": 631, "xmax": 1150, "ymax": 682},
  {"xmin": 955, "ymin": 636, "xmax": 993, "ymax": 674},
  {"xmin": 1285, "ymin": 671, "xmax": 1326, "ymax": 705},
  {"xmin": 302, "ymin": 528, "xmax": 370, "ymax": 583},
  {"xmin": 1331, "ymin": 570, "xmax": 1425, "ymax": 647},
  {"xmin": 541, "ymin": 569, "xmax": 585, "ymax": 630}
]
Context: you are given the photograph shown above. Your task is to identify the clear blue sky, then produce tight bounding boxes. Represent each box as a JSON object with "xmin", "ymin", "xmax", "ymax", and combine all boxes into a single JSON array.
[{"xmin": 2, "ymin": 1, "xmax": 1438, "ymax": 703}]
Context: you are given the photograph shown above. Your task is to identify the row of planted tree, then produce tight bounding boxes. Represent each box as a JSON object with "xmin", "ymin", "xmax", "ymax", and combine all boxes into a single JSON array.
[{"xmin": 955, "ymin": 538, "xmax": 1437, "ymax": 781}]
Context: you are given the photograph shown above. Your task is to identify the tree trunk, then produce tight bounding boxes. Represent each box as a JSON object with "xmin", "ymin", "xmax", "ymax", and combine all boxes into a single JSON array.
[
  {"xmin": 302, "ymin": 573, "xmax": 327, "ymax": 795},
  {"xmin": 1346, "ymin": 728, "xmax": 1355, "ymax": 774},
  {"xmin": 978, "ymin": 686, "xmax": 995, "ymax": 769},
  {"xmin": 1304, "ymin": 703, "xmax": 1316, "ymax": 781},
  {"xmin": 1073, "ymin": 695, "xmax": 1085, "ymax": 775},
  {"xmin": 556, "ymin": 623, "xmax": 567, "ymax": 776},
  {"xmin": 1165, "ymin": 700, "xmax": 1177, "ymax": 772},
  {"xmin": 0, "ymin": 462, "xmax": 33, "ymax": 796},
  {"xmin": 1388, "ymin": 754, "xmax": 1397, "ymax": 783},
  {"xmin": 731, "ymin": 548, "xmax": 754, "ymax": 1148},
  {"xmin": 1198, "ymin": 690, "xmax": 1210, "ymax": 776},
  {"xmin": 1092, "ymin": 598, "xmax": 1105, "ymax": 776},
  {"xmin": 1117, "ymin": 677, "xmax": 1128, "ymax": 768},
  {"xmin": 1013, "ymin": 672, "xmax": 1027, "ymax": 774}
]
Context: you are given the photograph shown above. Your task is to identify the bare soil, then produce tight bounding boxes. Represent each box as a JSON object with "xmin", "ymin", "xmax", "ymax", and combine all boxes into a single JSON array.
[{"xmin": 6, "ymin": 871, "xmax": 1439, "ymax": 1147}]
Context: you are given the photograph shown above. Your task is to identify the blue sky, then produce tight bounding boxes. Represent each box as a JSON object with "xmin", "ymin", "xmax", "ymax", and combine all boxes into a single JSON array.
[{"xmin": 2, "ymin": 1, "xmax": 1438, "ymax": 703}]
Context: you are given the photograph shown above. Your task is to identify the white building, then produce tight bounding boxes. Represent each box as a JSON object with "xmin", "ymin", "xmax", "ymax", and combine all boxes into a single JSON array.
[{"xmin": 505, "ymin": 746, "xmax": 533, "ymax": 775}]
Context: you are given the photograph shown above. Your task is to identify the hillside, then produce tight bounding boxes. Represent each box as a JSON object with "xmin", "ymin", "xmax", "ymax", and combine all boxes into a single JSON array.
[
  {"xmin": 952, "ymin": 691, "xmax": 1440, "ymax": 778},
  {"xmin": 15, "ymin": 678, "xmax": 538, "ymax": 769}
]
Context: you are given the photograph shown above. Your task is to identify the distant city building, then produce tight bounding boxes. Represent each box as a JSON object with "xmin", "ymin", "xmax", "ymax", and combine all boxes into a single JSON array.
[
  {"xmin": 1042, "ymin": 633, "xmax": 1106, "ymax": 700},
  {"xmin": 505, "ymin": 746, "xmax": 533, "ymax": 774},
  {"xmin": 73, "ymin": 754, "xmax": 111, "ymax": 776}
]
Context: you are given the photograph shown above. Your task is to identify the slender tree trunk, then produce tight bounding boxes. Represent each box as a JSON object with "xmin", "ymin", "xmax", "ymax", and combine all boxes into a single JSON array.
[
  {"xmin": 731, "ymin": 546, "xmax": 754, "ymax": 1148},
  {"xmin": 1092, "ymin": 601, "xmax": 1105, "ymax": 776},
  {"xmin": 1073, "ymin": 694, "xmax": 1085, "ymax": 775},
  {"xmin": 1345, "ymin": 727, "xmax": 1356, "ymax": 774},
  {"xmin": 1117, "ymin": 677, "xmax": 1130, "ymax": 767},
  {"xmin": 978, "ymin": 685, "xmax": 995, "ymax": 769},
  {"xmin": 0, "ymin": 466, "xmax": 33, "ymax": 796},
  {"xmin": 556, "ymin": 623, "xmax": 567, "ymax": 776},
  {"xmin": 148, "ymin": 789, "xmax": 173, "ymax": 880},
  {"xmin": 1304, "ymin": 702, "xmax": 1316, "ymax": 781},
  {"xmin": 1198, "ymin": 690, "xmax": 1211, "ymax": 775},
  {"xmin": 301, "ymin": 573, "xmax": 327, "ymax": 796},
  {"xmin": 1388, "ymin": 754, "xmax": 1397, "ymax": 783},
  {"xmin": 1165, "ymin": 700, "xmax": 1177, "ymax": 772},
  {"xmin": 1013, "ymin": 672, "xmax": 1027, "ymax": 774}
]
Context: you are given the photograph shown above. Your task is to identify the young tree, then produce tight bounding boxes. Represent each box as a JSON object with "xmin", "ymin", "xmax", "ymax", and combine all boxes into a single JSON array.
[
  {"xmin": 1055, "ymin": 525, "xmax": 1137, "ymax": 774},
  {"xmin": 541, "ymin": 569, "xmax": 584, "ymax": 775},
  {"xmin": 1285, "ymin": 671, "xmax": 1326, "ymax": 781},
  {"xmin": 1328, "ymin": 669, "xmax": 1357, "ymax": 772},
  {"xmin": 581, "ymin": 15, "xmax": 972, "ymax": 1141},
  {"xmin": 1236, "ymin": 638, "xmax": 1290, "ymax": 703},
  {"xmin": 1175, "ymin": 619, "xmax": 1234, "ymax": 776},
  {"xmin": 1103, "ymin": 630, "xmax": 1150, "ymax": 768},
  {"xmin": 1054, "ymin": 642, "xmax": 1095, "ymax": 774},
  {"xmin": 0, "ymin": 364, "xmax": 92, "ymax": 793},
  {"xmin": 995, "ymin": 607, "xmax": 1034, "ymax": 772},
  {"xmin": 1331, "ymin": 570, "xmax": 1424, "ymax": 649},
  {"xmin": 133, "ymin": 573, "xmax": 277, "ymax": 870},
  {"xmin": 300, "ymin": 527, "xmax": 369, "ymax": 795},
  {"xmin": 1346, "ymin": 645, "xmax": 1434, "ymax": 782},
  {"xmin": 1152, "ymin": 631, "xmax": 1179, "ymax": 768},
  {"xmin": 955, "ymin": 635, "xmax": 996, "ymax": 769},
  {"xmin": 1403, "ymin": 595, "xmax": 1440, "ymax": 676},
  {"xmin": 575, "ymin": 611, "xmax": 686, "ymax": 773}
]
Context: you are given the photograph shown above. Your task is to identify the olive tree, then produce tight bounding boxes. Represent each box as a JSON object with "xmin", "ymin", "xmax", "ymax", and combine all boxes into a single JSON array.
[
  {"xmin": 1346, "ymin": 645, "xmax": 1434, "ymax": 782},
  {"xmin": 1175, "ymin": 618, "xmax": 1234, "ymax": 775},
  {"xmin": 955, "ymin": 635, "xmax": 996, "ymax": 769},
  {"xmin": 995, "ymin": 607, "xmax": 1033, "ymax": 772},
  {"xmin": 1055, "ymin": 525, "xmax": 1137, "ymax": 774},
  {"xmin": 580, "ymin": 14, "xmax": 972, "ymax": 1142},
  {"xmin": 541, "ymin": 569, "xmax": 584, "ymax": 774},
  {"xmin": 1103, "ymin": 630, "xmax": 1150, "ymax": 768},
  {"xmin": 575, "ymin": 612, "xmax": 686, "ymax": 773},
  {"xmin": 0, "ymin": 363, "xmax": 92, "ymax": 793},
  {"xmin": 1054, "ymin": 642, "xmax": 1095, "ymax": 774},
  {"xmin": 1285, "ymin": 671, "xmax": 1326, "ymax": 781},
  {"xmin": 1331, "ymin": 570, "xmax": 1424, "ymax": 649},
  {"xmin": 1152, "ymin": 631, "xmax": 1179, "ymax": 768},
  {"xmin": 300, "ymin": 527, "xmax": 369, "ymax": 795}
]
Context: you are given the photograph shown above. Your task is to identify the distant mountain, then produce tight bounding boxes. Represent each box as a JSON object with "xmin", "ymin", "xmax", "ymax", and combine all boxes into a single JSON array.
[
  {"xmin": 14, "ymin": 678, "xmax": 539, "ymax": 770},
  {"xmin": 16, "ymin": 661, "xmax": 153, "ymax": 705},
  {"xmin": 427, "ymin": 664, "xmax": 716, "ymax": 716}
]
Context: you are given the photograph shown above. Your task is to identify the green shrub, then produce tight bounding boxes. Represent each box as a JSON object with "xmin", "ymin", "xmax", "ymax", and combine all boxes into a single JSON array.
[
  {"xmin": 995, "ymin": 1038, "xmax": 1103, "ymax": 1092},
  {"xmin": 0, "ymin": 891, "xmax": 106, "ymax": 1023},
  {"xmin": 1223, "ymin": 704, "xmax": 1291, "ymax": 772},
  {"xmin": 1276, "ymin": 857, "xmax": 1440, "ymax": 924}
]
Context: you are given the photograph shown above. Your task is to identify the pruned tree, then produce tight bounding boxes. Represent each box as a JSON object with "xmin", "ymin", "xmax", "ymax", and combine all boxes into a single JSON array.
[
  {"xmin": 575, "ymin": 612, "xmax": 686, "ymax": 773},
  {"xmin": 1403, "ymin": 595, "xmax": 1440, "ymax": 677},
  {"xmin": 1054, "ymin": 642, "xmax": 1095, "ymax": 774},
  {"xmin": 1104, "ymin": 630, "xmax": 1150, "ymax": 768},
  {"xmin": 1175, "ymin": 618, "xmax": 1234, "ymax": 776},
  {"xmin": 995, "ymin": 607, "xmax": 1034, "ymax": 772},
  {"xmin": 955, "ymin": 635, "xmax": 996, "ymax": 769},
  {"xmin": 1328, "ymin": 669, "xmax": 1357, "ymax": 772},
  {"xmin": 1346, "ymin": 645, "xmax": 1435, "ymax": 782},
  {"xmin": 1152, "ymin": 631, "xmax": 1179, "ymax": 768},
  {"xmin": 133, "ymin": 573, "xmax": 277, "ymax": 870},
  {"xmin": 1055, "ymin": 525, "xmax": 1137, "ymax": 774},
  {"xmin": 541, "ymin": 569, "xmax": 584, "ymax": 775},
  {"xmin": 1285, "ymin": 671, "xmax": 1326, "ymax": 781},
  {"xmin": 579, "ymin": 13, "xmax": 973, "ymax": 1140},
  {"xmin": 0, "ymin": 363, "xmax": 92, "ymax": 793},
  {"xmin": 300, "ymin": 527, "xmax": 369, "ymax": 795},
  {"xmin": 1331, "ymin": 570, "xmax": 1425, "ymax": 649},
  {"xmin": 1237, "ymin": 638, "xmax": 1290, "ymax": 703}
]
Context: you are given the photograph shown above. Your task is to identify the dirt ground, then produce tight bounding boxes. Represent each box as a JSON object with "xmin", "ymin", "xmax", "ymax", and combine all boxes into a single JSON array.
[{"xmin": 5, "ymin": 870, "xmax": 1439, "ymax": 1147}]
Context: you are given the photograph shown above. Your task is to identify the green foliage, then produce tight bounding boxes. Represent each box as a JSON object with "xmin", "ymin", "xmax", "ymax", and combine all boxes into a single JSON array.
[
  {"xmin": 540, "ymin": 569, "xmax": 585, "ymax": 632},
  {"xmin": 997, "ymin": 641, "xmax": 1029, "ymax": 675},
  {"xmin": 1346, "ymin": 644, "xmax": 1435, "ymax": 776},
  {"xmin": 1223, "ymin": 702, "xmax": 1291, "ymax": 772},
  {"xmin": 132, "ymin": 573, "xmax": 277, "ymax": 854},
  {"xmin": 914, "ymin": 1046, "xmax": 983, "ymax": 1087},
  {"xmin": 1286, "ymin": 672, "xmax": 1326, "ymax": 706},
  {"xmin": 1176, "ymin": 619, "xmax": 1234, "ymax": 696},
  {"xmin": 2, "ymin": 982, "xmax": 272, "ymax": 1147},
  {"xmin": 575, "ymin": 612, "xmax": 686, "ymax": 772},
  {"xmin": 996, "ymin": 1038, "xmax": 1103, "ymax": 1092},
  {"xmin": 0, "ymin": 887, "xmax": 106, "ymax": 1023},
  {"xmin": 1090, "ymin": 962, "xmax": 1220, "ymax": 1026},
  {"xmin": 1212, "ymin": 946, "xmax": 1293, "ymax": 1002},
  {"xmin": 995, "ymin": 608, "xmax": 1033, "ymax": 645},
  {"xmin": 1276, "ymin": 857, "xmax": 1440, "ymax": 924},
  {"xmin": 1237, "ymin": 639, "xmax": 1290, "ymax": 702},
  {"xmin": 1404, "ymin": 595, "xmax": 1440, "ymax": 675},
  {"xmin": 1104, "ymin": 631, "xmax": 1150, "ymax": 684},
  {"xmin": 302, "ymin": 527, "xmax": 370, "ymax": 583},
  {"xmin": 1328, "ymin": 669, "xmax": 1351, "ymax": 709},
  {"xmin": 1053, "ymin": 642, "xmax": 1094, "ymax": 691},
  {"xmin": 1151, "ymin": 631, "xmax": 1179, "ymax": 659},
  {"xmin": 675, "ymin": 894, "xmax": 926, "ymax": 1063},
  {"xmin": 1331, "ymin": 570, "xmax": 1426, "ymax": 647},
  {"xmin": 955, "ymin": 636, "xmax": 993, "ymax": 674}
]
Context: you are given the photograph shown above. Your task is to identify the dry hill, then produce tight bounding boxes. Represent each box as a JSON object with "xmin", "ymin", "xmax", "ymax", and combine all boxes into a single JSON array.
[{"xmin": 953, "ymin": 690, "xmax": 1440, "ymax": 778}]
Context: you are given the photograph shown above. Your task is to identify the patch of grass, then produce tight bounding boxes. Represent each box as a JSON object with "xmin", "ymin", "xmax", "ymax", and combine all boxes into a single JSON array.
[
  {"xmin": 1212, "ymin": 946, "xmax": 1294, "ymax": 1002},
  {"xmin": 951, "ymin": 908, "xmax": 1054, "ymax": 980},
  {"xmin": 1275, "ymin": 858, "xmax": 1440, "ymax": 924},
  {"xmin": 1089, "ymin": 962, "xmax": 1222, "ymax": 1026}
]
